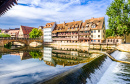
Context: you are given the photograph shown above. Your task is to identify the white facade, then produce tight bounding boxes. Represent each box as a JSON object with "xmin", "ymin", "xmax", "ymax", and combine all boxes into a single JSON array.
[
  {"xmin": 43, "ymin": 47, "xmax": 52, "ymax": 62},
  {"xmin": 43, "ymin": 23, "xmax": 56, "ymax": 42}
]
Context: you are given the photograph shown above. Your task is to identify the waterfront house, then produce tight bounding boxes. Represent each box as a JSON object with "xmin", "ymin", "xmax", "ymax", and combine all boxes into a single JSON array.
[
  {"xmin": 106, "ymin": 36, "xmax": 122, "ymax": 45},
  {"xmin": 18, "ymin": 25, "xmax": 34, "ymax": 38},
  {"xmin": 43, "ymin": 22, "xmax": 56, "ymax": 42},
  {"xmin": 8, "ymin": 28, "xmax": 19, "ymax": 38},
  {"xmin": 49, "ymin": 17, "xmax": 105, "ymax": 44}
]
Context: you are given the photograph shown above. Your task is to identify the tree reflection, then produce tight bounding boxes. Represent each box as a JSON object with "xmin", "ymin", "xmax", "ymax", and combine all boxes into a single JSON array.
[
  {"xmin": 29, "ymin": 51, "xmax": 43, "ymax": 59},
  {"xmin": 0, "ymin": 54, "xmax": 2, "ymax": 59}
]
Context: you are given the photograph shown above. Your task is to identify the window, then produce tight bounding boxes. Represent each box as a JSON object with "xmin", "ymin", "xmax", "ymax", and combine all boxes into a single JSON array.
[
  {"xmin": 94, "ymin": 30, "xmax": 96, "ymax": 33},
  {"xmin": 94, "ymin": 40, "xmax": 96, "ymax": 42},
  {"xmin": 91, "ymin": 40, "xmax": 93, "ymax": 42},
  {"xmin": 98, "ymin": 40, "xmax": 100, "ymax": 42},
  {"xmin": 86, "ymin": 25, "xmax": 89, "ymax": 28},
  {"xmin": 91, "ymin": 35, "xmax": 93, "ymax": 38},
  {"xmin": 98, "ymin": 30, "xmax": 100, "ymax": 33},
  {"xmin": 98, "ymin": 35, "xmax": 100, "ymax": 38},
  {"xmin": 72, "ymin": 27, "xmax": 73, "ymax": 29},
  {"xmin": 92, "ymin": 24, "xmax": 96, "ymax": 28},
  {"xmin": 68, "ymin": 28, "xmax": 70, "ymax": 29},
  {"xmin": 75, "ymin": 36, "xmax": 77, "ymax": 38},
  {"xmin": 91, "ymin": 31, "xmax": 93, "ymax": 33},
  {"xmin": 117, "ymin": 40, "xmax": 118, "ymax": 42},
  {"xmin": 108, "ymin": 40, "xmax": 109, "ymax": 42}
]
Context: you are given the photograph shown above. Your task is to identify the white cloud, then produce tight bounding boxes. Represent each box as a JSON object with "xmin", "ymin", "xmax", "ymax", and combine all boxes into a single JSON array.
[{"xmin": 0, "ymin": 0, "xmax": 113, "ymax": 29}]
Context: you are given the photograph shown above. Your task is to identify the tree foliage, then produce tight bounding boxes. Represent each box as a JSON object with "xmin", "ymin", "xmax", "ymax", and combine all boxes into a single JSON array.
[
  {"xmin": 106, "ymin": 0, "xmax": 130, "ymax": 43},
  {"xmin": 29, "ymin": 28, "xmax": 43, "ymax": 38},
  {"xmin": 106, "ymin": 29, "xmax": 113, "ymax": 38},
  {"xmin": 29, "ymin": 51, "xmax": 43, "ymax": 59},
  {"xmin": 0, "ymin": 33, "xmax": 11, "ymax": 37}
]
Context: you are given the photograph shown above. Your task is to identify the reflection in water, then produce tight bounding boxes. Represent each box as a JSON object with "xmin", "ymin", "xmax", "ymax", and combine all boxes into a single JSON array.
[{"xmin": 0, "ymin": 46, "xmax": 129, "ymax": 84}]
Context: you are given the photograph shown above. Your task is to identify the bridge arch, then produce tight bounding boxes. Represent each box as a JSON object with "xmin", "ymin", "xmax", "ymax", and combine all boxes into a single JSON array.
[{"xmin": 0, "ymin": 37, "xmax": 43, "ymax": 47}]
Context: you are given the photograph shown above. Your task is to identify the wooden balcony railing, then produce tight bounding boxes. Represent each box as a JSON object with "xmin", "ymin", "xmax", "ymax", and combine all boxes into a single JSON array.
[
  {"xmin": 79, "ymin": 37, "xmax": 90, "ymax": 40},
  {"xmin": 79, "ymin": 33, "xmax": 90, "ymax": 36},
  {"xmin": 52, "ymin": 38, "xmax": 71, "ymax": 40}
]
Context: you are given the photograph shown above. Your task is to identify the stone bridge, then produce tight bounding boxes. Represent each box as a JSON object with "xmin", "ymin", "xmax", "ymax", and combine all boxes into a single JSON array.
[{"xmin": 0, "ymin": 37, "xmax": 43, "ymax": 47}]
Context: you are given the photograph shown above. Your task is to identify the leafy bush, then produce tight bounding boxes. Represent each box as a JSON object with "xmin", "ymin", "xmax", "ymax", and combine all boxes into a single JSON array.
[{"xmin": 0, "ymin": 33, "xmax": 11, "ymax": 37}]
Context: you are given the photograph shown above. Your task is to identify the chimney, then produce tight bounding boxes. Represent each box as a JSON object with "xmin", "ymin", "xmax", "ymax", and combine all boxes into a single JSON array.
[
  {"xmin": 73, "ymin": 20, "xmax": 75, "ymax": 22},
  {"xmin": 63, "ymin": 21, "xmax": 65, "ymax": 26}
]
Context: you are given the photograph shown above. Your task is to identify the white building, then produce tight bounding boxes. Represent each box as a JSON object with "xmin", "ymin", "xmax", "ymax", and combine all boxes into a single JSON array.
[{"xmin": 43, "ymin": 22, "xmax": 56, "ymax": 42}]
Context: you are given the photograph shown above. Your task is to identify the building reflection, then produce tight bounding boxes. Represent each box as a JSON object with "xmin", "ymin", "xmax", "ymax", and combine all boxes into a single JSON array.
[
  {"xmin": 43, "ymin": 47, "xmax": 56, "ymax": 67},
  {"xmin": 8, "ymin": 46, "xmax": 100, "ymax": 67}
]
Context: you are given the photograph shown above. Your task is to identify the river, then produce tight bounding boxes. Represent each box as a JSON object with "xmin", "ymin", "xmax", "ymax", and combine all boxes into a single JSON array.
[{"xmin": 0, "ymin": 46, "xmax": 129, "ymax": 84}]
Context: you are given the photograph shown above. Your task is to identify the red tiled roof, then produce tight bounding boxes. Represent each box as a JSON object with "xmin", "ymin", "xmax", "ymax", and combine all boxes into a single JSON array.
[{"xmin": 21, "ymin": 26, "xmax": 34, "ymax": 35}]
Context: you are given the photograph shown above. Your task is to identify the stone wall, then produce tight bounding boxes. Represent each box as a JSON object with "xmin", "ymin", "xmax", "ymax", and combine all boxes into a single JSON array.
[{"xmin": 117, "ymin": 44, "xmax": 130, "ymax": 52}]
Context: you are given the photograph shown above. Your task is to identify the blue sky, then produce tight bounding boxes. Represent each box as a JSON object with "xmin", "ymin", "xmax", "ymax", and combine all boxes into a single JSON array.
[{"xmin": 0, "ymin": 0, "xmax": 113, "ymax": 29}]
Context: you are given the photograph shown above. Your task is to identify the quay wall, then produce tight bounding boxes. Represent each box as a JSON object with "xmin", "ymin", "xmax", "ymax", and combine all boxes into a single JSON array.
[{"xmin": 117, "ymin": 44, "xmax": 130, "ymax": 52}]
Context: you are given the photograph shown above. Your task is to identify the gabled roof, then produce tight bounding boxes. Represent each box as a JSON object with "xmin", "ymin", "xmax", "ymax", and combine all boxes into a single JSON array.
[
  {"xmin": 52, "ymin": 20, "xmax": 82, "ymax": 33},
  {"xmin": 44, "ymin": 22, "xmax": 55, "ymax": 28},
  {"xmin": 21, "ymin": 25, "xmax": 34, "ymax": 35},
  {"xmin": 82, "ymin": 17, "xmax": 104, "ymax": 29}
]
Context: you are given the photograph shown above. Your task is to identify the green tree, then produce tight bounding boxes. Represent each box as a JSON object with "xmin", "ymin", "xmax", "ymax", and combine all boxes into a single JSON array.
[
  {"xmin": 29, "ymin": 28, "xmax": 43, "ymax": 38},
  {"xmin": 29, "ymin": 51, "xmax": 43, "ymax": 59},
  {"xmin": 106, "ymin": 0, "xmax": 130, "ymax": 43},
  {"xmin": 0, "ymin": 33, "xmax": 11, "ymax": 37},
  {"xmin": 0, "ymin": 29, "xmax": 1, "ymax": 33},
  {"xmin": 106, "ymin": 29, "xmax": 113, "ymax": 38}
]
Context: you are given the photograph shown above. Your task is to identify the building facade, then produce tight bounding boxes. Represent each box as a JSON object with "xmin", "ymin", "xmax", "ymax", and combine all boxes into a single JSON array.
[
  {"xmin": 8, "ymin": 28, "xmax": 19, "ymax": 37},
  {"xmin": 43, "ymin": 22, "xmax": 56, "ymax": 42},
  {"xmin": 18, "ymin": 25, "xmax": 34, "ymax": 38},
  {"xmin": 49, "ymin": 17, "xmax": 105, "ymax": 44}
]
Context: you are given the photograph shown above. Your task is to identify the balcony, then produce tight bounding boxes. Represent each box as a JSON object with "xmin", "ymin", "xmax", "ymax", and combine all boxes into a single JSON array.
[
  {"xmin": 79, "ymin": 37, "xmax": 90, "ymax": 40},
  {"xmin": 52, "ymin": 34, "xmax": 57, "ymax": 36},
  {"xmin": 71, "ymin": 38, "xmax": 78, "ymax": 40},
  {"xmin": 71, "ymin": 33, "xmax": 78, "ymax": 36},
  {"xmin": 58, "ymin": 34, "xmax": 71, "ymax": 36},
  {"xmin": 79, "ymin": 33, "xmax": 90, "ymax": 36},
  {"xmin": 52, "ymin": 38, "xmax": 71, "ymax": 41}
]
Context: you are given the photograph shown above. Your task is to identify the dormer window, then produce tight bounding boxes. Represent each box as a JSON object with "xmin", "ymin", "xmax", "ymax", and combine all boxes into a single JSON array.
[
  {"xmin": 92, "ymin": 24, "xmax": 96, "ymax": 28},
  {"xmin": 86, "ymin": 25, "xmax": 89, "ymax": 28}
]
